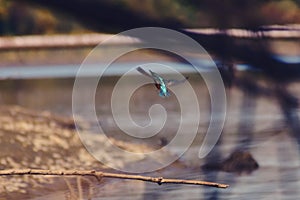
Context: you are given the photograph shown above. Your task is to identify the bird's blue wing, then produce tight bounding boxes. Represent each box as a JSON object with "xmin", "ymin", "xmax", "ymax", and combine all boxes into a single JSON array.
[
  {"xmin": 136, "ymin": 67, "xmax": 153, "ymax": 79},
  {"xmin": 149, "ymin": 70, "xmax": 166, "ymax": 85}
]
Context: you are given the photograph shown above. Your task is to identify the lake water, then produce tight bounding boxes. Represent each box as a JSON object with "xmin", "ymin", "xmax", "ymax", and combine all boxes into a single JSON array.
[
  {"xmin": 1, "ymin": 37, "xmax": 300, "ymax": 199},
  {"xmin": 0, "ymin": 57, "xmax": 300, "ymax": 199}
]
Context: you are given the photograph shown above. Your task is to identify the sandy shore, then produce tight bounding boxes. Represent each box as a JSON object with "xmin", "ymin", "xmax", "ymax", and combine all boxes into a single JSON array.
[{"xmin": 0, "ymin": 106, "xmax": 173, "ymax": 199}]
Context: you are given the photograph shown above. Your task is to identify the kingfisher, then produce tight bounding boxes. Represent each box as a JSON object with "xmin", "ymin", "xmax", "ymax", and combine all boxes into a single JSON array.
[{"xmin": 136, "ymin": 67, "xmax": 189, "ymax": 98}]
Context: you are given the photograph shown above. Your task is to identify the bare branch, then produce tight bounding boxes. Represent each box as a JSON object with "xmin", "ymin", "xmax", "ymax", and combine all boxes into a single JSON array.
[{"xmin": 0, "ymin": 169, "xmax": 229, "ymax": 189}]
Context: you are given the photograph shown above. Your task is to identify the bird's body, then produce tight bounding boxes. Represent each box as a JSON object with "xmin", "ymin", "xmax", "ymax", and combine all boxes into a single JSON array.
[
  {"xmin": 136, "ymin": 67, "xmax": 188, "ymax": 97},
  {"xmin": 149, "ymin": 70, "xmax": 170, "ymax": 97}
]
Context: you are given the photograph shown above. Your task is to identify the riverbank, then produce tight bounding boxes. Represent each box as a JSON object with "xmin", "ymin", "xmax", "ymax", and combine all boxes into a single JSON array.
[{"xmin": 0, "ymin": 106, "xmax": 173, "ymax": 199}]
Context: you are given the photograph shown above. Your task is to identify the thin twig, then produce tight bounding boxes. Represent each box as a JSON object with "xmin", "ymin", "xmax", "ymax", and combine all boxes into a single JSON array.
[
  {"xmin": 0, "ymin": 169, "xmax": 229, "ymax": 189},
  {"xmin": 63, "ymin": 177, "xmax": 77, "ymax": 200}
]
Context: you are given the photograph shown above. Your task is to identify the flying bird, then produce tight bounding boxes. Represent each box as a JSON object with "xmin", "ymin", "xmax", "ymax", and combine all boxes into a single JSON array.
[{"xmin": 136, "ymin": 67, "xmax": 189, "ymax": 97}]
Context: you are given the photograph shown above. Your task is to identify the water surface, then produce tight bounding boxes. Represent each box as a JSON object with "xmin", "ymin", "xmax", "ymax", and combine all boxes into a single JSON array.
[{"xmin": 0, "ymin": 61, "xmax": 300, "ymax": 199}]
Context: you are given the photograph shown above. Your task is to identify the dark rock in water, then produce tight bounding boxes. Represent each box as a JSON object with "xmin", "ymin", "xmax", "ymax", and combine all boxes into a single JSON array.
[
  {"xmin": 202, "ymin": 150, "xmax": 259, "ymax": 174},
  {"xmin": 159, "ymin": 137, "xmax": 169, "ymax": 146},
  {"xmin": 221, "ymin": 151, "xmax": 259, "ymax": 174}
]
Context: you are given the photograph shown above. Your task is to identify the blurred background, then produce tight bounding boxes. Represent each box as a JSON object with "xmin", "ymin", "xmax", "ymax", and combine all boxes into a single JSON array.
[
  {"xmin": 0, "ymin": 0, "xmax": 300, "ymax": 199},
  {"xmin": 1, "ymin": 0, "xmax": 300, "ymax": 35}
]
